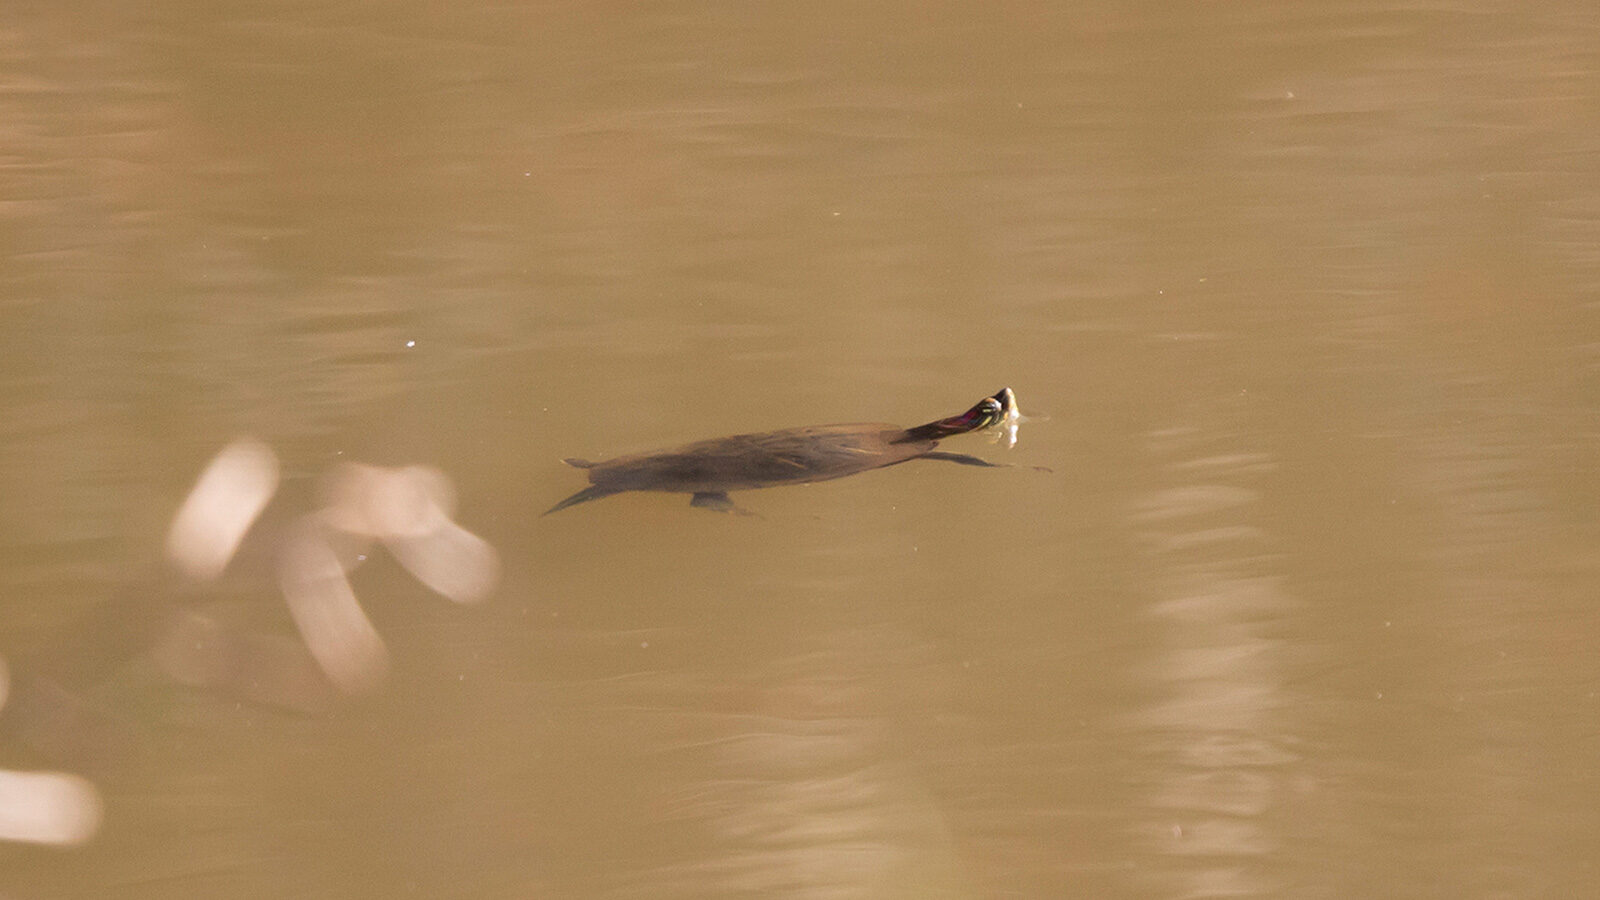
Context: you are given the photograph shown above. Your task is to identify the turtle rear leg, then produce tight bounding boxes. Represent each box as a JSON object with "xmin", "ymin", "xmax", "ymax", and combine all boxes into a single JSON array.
[
  {"xmin": 543, "ymin": 485, "xmax": 619, "ymax": 515},
  {"xmin": 691, "ymin": 492, "xmax": 757, "ymax": 516}
]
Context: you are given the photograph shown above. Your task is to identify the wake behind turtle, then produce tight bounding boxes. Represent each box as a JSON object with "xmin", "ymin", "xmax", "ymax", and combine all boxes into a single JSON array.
[{"xmin": 545, "ymin": 388, "xmax": 1026, "ymax": 515}]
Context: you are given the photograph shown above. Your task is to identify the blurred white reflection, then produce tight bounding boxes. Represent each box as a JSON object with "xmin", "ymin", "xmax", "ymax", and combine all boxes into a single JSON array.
[
  {"xmin": 1127, "ymin": 422, "xmax": 1304, "ymax": 899},
  {"xmin": 165, "ymin": 438, "xmax": 280, "ymax": 580},
  {"xmin": 320, "ymin": 462, "xmax": 456, "ymax": 538},
  {"xmin": 318, "ymin": 464, "xmax": 499, "ymax": 605},
  {"xmin": 278, "ymin": 519, "xmax": 391, "ymax": 695},
  {"xmin": 161, "ymin": 445, "xmax": 500, "ymax": 697},
  {"xmin": 0, "ymin": 654, "xmax": 103, "ymax": 846},
  {"xmin": 0, "ymin": 443, "xmax": 499, "ymax": 848},
  {"xmin": 0, "ymin": 771, "xmax": 103, "ymax": 847},
  {"xmin": 627, "ymin": 631, "xmax": 965, "ymax": 899}
]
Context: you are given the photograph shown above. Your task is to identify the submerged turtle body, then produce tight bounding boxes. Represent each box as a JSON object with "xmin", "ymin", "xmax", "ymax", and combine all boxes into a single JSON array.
[{"xmin": 546, "ymin": 388, "xmax": 1017, "ymax": 515}]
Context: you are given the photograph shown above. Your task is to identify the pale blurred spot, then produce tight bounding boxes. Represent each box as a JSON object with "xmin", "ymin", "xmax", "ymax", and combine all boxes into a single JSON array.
[
  {"xmin": 152, "ymin": 609, "xmax": 247, "ymax": 689},
  {"xmin": 0, "ymin": 653, "xmax": 9, "ymax": 710},
  {"xmin": 166, "ymin": 439, "xmax": 280, "ymax": 580},
  {"xmin": 0, "ymin": 770, "xmax": 103, "ymax": 846},
  {"xmin": 319, "ymin": 463, "xmax": 499, "ymax": 605},
  {"xmin": 277, "ymin": 520, "xmax": 390, "ymax": 695}
]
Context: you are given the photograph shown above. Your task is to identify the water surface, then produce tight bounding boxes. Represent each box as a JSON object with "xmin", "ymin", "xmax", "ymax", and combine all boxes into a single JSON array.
[{"xmin": 2, "ymin": 2, "xmax": 1597, "ymax": 897}]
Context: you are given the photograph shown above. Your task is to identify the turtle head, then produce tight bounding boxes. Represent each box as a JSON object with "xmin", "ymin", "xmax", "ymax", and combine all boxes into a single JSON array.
[
  {"xmin": 956, "ymin": 388, "xmax": 1016, "ymax": 431},
  {"xmin": 988, "ymin": 387, "xmax": 1017, "ymax": 423},
  {"xmin": 898, "ymin": 388, "xmax": 1017, "ymax": 442}
]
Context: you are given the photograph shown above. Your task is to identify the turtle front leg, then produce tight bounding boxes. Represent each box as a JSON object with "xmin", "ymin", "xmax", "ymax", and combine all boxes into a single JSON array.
[
  {"xmin": 690, "ymin": 492, "xmax": 757, "ymax": 516},
  {"xmin": 918, "ymin": 451, "xmax": 1008, "ymax": 468},
  {"xmin": 918, "ymin": 451, "xmax": 1054, "ymax": 473}
]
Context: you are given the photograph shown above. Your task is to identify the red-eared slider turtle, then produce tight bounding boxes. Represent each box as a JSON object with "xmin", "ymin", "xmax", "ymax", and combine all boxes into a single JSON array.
[{"xmin": 545, "ymin": 388, "xmax": 1022, "ymax": 515}]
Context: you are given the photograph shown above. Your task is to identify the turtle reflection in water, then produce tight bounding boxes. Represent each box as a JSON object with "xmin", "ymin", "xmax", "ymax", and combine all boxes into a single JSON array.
[{"xmin": 546, "ymin": 387, "xmax": 1030, "ymax": 515}]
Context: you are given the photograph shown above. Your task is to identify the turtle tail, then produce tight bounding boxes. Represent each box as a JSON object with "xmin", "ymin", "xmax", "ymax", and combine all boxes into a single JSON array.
[{"xmin": 543, "ymin": 484, "xmax": 618, "ymax": 516}]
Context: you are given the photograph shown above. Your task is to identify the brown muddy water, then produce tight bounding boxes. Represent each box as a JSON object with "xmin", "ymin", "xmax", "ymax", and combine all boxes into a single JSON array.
[{"xmin": 2, "ymin": 2, "xmax": 1598, "ymax": 898}]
